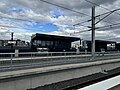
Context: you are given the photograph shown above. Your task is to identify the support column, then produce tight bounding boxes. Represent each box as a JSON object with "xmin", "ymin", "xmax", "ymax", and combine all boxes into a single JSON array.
[{"xmin": 91, "ymin": 6, "xmax": 95, "ymax": 60}]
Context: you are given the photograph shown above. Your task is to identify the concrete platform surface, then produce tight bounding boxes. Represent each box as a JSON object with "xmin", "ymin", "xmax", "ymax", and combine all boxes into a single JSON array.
[{"xmin": 0, "ymin": 58, "xmax": 120, "ymax": 80}]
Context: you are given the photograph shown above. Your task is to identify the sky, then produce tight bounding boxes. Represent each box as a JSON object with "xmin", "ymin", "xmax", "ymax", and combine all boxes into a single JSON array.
[{"xmin": 0, "ymin": 0, "xmax": 120, "ymax": 42}]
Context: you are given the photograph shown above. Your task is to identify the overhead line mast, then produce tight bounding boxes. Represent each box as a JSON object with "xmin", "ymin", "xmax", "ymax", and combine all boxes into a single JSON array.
[{"xmin": 91, "ymin": 6, "xmax": 95, "ymax": 60}]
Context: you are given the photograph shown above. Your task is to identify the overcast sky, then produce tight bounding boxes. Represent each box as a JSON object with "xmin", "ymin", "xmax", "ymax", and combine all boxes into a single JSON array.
[{"xmin": 0, "ymin": 0, "xmax": 120, "ymax": 42}]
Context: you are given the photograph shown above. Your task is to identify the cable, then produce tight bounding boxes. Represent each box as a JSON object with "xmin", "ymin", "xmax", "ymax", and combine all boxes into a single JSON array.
[
  {"xmin": 98, "ymin": 27, "xmax": 119, "ymax": 41},
  {"xmin": 84, "ymin": 0, "xmax": 120, "ymax": 27},
  {"xmin": 71, "ymin": 21, "xmax": 120, "ymax": 35},
  {"xmin": 73, "ymin": 7, "xmax": 120, "ymax": 27},
  {"xmin": 74, "ymin": 24, "xmax": 91, "ymax": 28},
  {"xmin": 0, "ymin": 0, "xmax": 93, "ymax": 29},
  {"xmin": 39, "ymin": 0, "xmax": 97, "ymax": 29},
  {"xmin": 0, "ymin": 0, "xmax": 118, "ymax": 30},
  {"xmin": 0, "ymin": 24, "xmax": 45, "ymax": 33},
  {"xmin": 1, "ymin": 0, "xmax": 119, "ymax": 37},
  {"xmin": 97, "ymin": 22, "xmax": 120, "ymax": 30},
  {"xmin": 70, "ymin": 28, "xmax": 91, "ymax": 35},
  {"xmin": 39, "ymin": 0, "xmax": 114, "ymax": 28},
  {"xmin": 96, "ymin": 8, "xmax": 120, "ymax": 17},
  {"xmin": 73, "ymin": 9, "xmax": 114, "ymax": 26},
  {"xmin": 39, "ymin": 0, "xmax": 90, "ymax": 17},
  {"xmin": 0, "ymin": 15, "xmax": 34, "ymax": 23},
  {"xmin": 85, "ymin": 0, "xmax": 120, "ymax": 16},
  {"xmin": 73, "ymin": 19, "xmax": 91, "ymax": 27},
  {"xmin": 0, "ymin": 0, "xmax": 115, "ymax": 30},
  {"xmin": 95, "ymin": 8, "xmax": 120, "ymax": 25},
  {"xmin": 0, "ymin": 25, "xmax": 16, "ymax": 28}
]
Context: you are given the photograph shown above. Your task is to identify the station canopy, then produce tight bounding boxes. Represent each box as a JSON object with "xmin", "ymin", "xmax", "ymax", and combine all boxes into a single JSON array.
[{"xmin": 31, "ymin": 33, "xmax": 80, "ymax": 42}]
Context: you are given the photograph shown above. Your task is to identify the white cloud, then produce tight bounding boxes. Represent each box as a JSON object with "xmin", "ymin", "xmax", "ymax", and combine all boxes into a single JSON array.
[{"xmin": 0, "ymin": 0, "xmax": 120, "ymax": 42}]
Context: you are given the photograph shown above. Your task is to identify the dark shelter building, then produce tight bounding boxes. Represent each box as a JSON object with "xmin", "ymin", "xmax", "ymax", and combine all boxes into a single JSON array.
[
  {"xmin": 116, "ymin": 43, "xmax": 120, "ymax": 51},
  {"xmin": 83, "ymin": 40, "xmax": 116, "ymax": 52},
  {"xmin": 31, "ymin": 33, "xmax": 80, "ymax": 52}
]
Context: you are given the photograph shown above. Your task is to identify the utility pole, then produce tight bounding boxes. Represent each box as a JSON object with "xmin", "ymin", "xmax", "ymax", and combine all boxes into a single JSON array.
[
  {"xmin": 91, "ymin": 6, "xmax": 95, "ymax": 60},
  {"xmin": 73, "ymin": 6, "xmax": 116, "ymax": 60},
  {"xmin": 11, "ymin": 32, "xmax": 14, "ymax": 49},
  {"xmin": 11, "ymin": 32, "xmax": 14, "ymax": 41}
]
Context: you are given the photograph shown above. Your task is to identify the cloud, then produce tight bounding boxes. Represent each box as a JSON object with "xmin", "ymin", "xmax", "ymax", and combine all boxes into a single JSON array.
[{"xmin": 0, "ymin": 0, "xmax": 120, "ymax": 42}]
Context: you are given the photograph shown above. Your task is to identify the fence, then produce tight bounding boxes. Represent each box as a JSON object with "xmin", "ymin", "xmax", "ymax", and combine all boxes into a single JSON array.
[{"xmin": 0, "ymin": 51, "xmax": 120, "ymax": 71}]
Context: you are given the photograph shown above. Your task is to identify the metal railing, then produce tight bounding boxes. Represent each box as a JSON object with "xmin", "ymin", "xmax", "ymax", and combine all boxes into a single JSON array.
[
  {"xmin": 0, "ymin": 51, "xmax": 120, "ymax": 71},
  {"xmin": 0, "ymin": 51, "xmax": 91, "ymax": 60}
]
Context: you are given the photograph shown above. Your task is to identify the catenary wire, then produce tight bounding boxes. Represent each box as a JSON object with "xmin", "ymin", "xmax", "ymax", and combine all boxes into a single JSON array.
[
  {"xmin": 39, "ymin": 0, "xmax": 90, "ymax": 17},
  {"xmin": 85, "ymin": 0, "xmax": 120, "ymax": 16}
]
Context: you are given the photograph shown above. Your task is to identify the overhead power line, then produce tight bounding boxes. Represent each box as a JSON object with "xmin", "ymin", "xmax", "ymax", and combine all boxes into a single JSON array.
[
  {"xmin": 0, "ymin": 15, "xmax": 34, "ymax": 23},
  {"xmin": 96, "ymin": 8, "xmax": 120, "ymax": 17},
  {"xmin": 43, "ymin": 0, "xmax": 120, "ymax": 32},
  {"xmin": 73, "ymin": 19, "xmax": 91, "ymax": 27},
  {"xmin": 0, "ymin": 0, "xmax": 119, "ymax": 39},
  {"xmin": 71, "ymin": 21, "xmax": 120, "ymax": 35},
  {"xmin": 97, "ymin": 22, "xmax": 120, "ymax": 30},
  {"xmin": 0, "ymin": 0, "xmax": 118, "ymax": 30},
  {"xmin": 0, "ymin": 0, "xmax": 115, "ymax": 30},
  {"xmin": 85, "ymin": 0, "xmax": 120, "ymax": 16},
  {"xmin": 0, "ymin": 25, "xmax": 16, "ymax": 28},
  {"xmin": 73, "ymin": 8, "xmax": 120, "ymax": 27},
  {"xmin": 39, "ymin": 0, "xmax": 96, "ymax": 29},
  {"xmin": 39, "ymin": 0, "xmax": 90, "ymax": 17},
  {"xmin": 39, "ymin": 0, "xmax": 115, "ymax": 27},
  {"xmin": 0, "ymin": 0, "xmax": 92, "ymax": 29},
  {"xmin": 70, "ymin": 29, "xmax": 91, "ymax": 35}
]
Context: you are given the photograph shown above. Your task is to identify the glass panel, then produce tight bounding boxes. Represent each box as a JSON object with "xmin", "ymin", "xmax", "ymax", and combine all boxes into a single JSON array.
[{"xmin": 41, "ymin": 41, "xmax": 45, "ymax": 46}]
